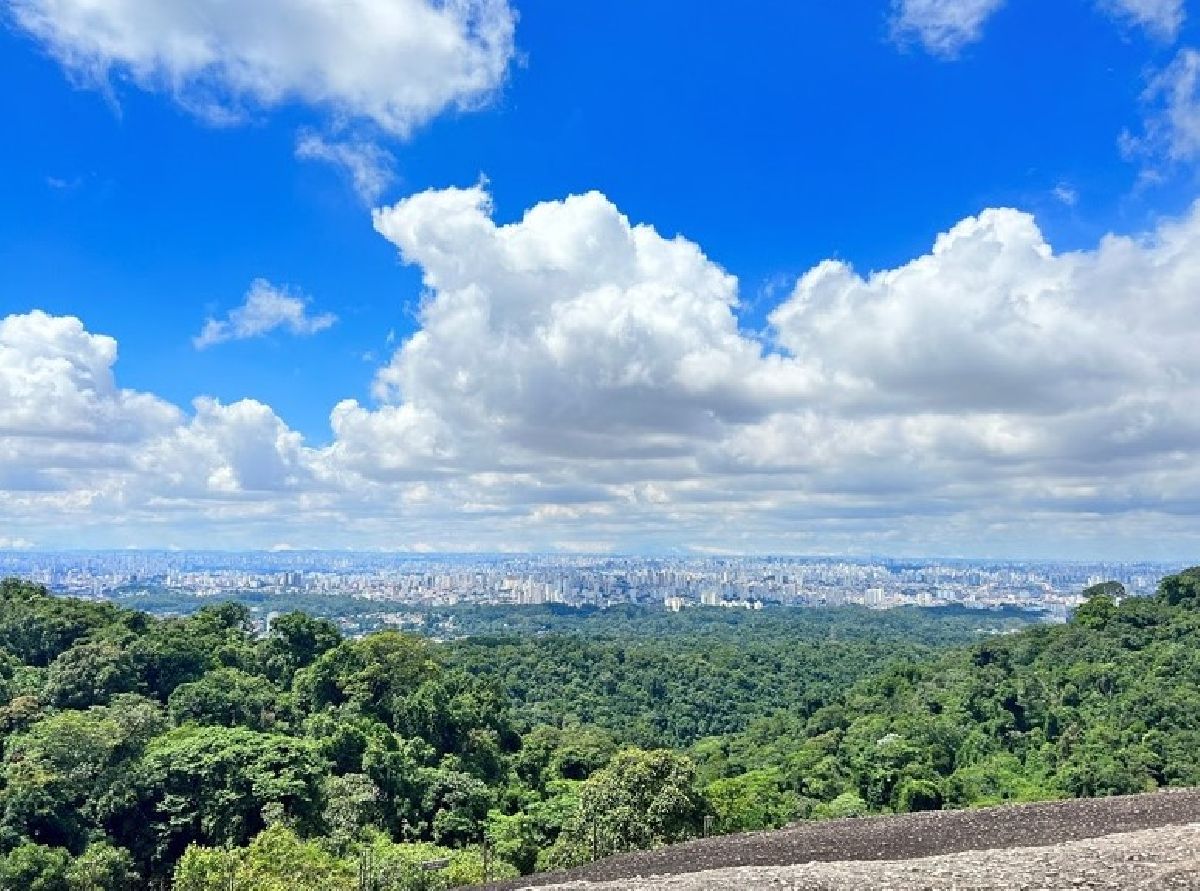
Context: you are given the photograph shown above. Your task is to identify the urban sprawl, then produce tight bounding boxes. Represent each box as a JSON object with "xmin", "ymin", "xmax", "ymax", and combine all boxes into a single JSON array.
[{"xmin": 0, "ymin": 551, "xmax": 1180, "ymax": 623}]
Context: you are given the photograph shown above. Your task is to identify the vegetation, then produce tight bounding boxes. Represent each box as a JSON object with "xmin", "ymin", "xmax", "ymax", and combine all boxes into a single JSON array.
[
  {"xmin": 444, "ymin": 604, "xmax": 1031, "ymax": 748},
  {"xmin": 0, "ymin": 570, "xmax": 1196, "ymax": 888},
  {"xmin": 693, "ymin": 569, "xmax": 1200, "ymax": 824}
]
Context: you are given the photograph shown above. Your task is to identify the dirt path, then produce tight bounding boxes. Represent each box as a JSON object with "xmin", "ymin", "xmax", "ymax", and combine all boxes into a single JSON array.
[{"xmin": 477, "ymin": 788, "xmax": 1200, "ymax": 890}]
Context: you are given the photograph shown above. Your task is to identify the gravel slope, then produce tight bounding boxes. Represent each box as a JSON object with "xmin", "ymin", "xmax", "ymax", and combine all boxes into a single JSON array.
[{"xmin": 477, "ymin": 788, "xmax": 1200, "ymax": 890}]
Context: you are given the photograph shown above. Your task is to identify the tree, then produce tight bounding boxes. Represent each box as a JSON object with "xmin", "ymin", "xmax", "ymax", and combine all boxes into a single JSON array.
[
  {"xmin": 895, "ymin": 777, "xmax": 943, "ymax": 812},
  {"xmin": 418, "ymin": 768, "xmax": 493, "ymax": 846},
  {"xmin": 126, "ymin": 726, "xmax": 326, "ymax": 876},
  {"xmin": 171, "ymin": 845, "xmax": 241, "ymax": 891},
  {"xmin": 545, "ymin": 749, "xmax": 707, "ymax": 867},
  {"xmin": 174, "ymin": 825, "xmax": 355, "ymax": 891},
  {"xmin": 706, "ymin": 768, "xmax": 799, "ymax": 832},
  {"xmin": 812, "ymin": 791, "xmax": 868, "ymax": 819},
  {"xmin": 548, "ymin": 726, "xmax": 618, "ymax": 783},
  {"xmin": 1074, "ymin": 593, "xmax": 1117, "ymax": 630},
  {"xmin": 1158, "ymin": 567, "xmax": 1200, "ymax": 608},
  {"xmin": 293, "ymin": 632, "xmax": 441, "ymax": 727},
  {"xmin": 0, "ymin": 697, "xmax": 165, "ymax": 853},
  {"xmin": 43, "ymin": 640, "xmax": 135, "ymax": 709},
  {"xmin": 321, "ymin": 773, "xmax": 383, "ymax": 850},
  {"xmin": 1081, "ymin": 581, "xmax": 1126, "ymax": 600},
  {"xmin": 0, "ymin": 842, "xmax": 71, "ymax": 891},
  {"xmin": 262, "ymin": 612, "xmax": 342, "ymax": 683},
  {"xmin": 128, "ymin": 622, "xmax": 215, "ymax": 702},
  {"xmin": 65, "ymin": 842, "xmax": 139, "ymax": 890},
  {"xmin": 168, "ymin": 667, "xmax": 288, "ymax": 731},
  {"xmin": 0, "ymin": 580, "xmax": 132, "ymax": 668}
]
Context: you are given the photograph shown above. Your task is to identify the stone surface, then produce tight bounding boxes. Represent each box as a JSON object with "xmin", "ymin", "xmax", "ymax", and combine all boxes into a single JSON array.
[
  {"xmin": 519, "ymin": 823, "xmax": 1200, "ymax": 890},
  {"xmin": 477, "ymin": 789, "xmax": 1200, "ymax": 891}
]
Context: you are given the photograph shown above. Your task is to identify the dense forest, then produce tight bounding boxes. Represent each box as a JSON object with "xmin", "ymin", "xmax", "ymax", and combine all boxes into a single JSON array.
[
  {"xmin": 444, "ymin": 604, "xmax": 1032, "ymax": 748},
  {"xmin": 0, "ymin": 570, "xmax": 1196, "ymax": 888}
]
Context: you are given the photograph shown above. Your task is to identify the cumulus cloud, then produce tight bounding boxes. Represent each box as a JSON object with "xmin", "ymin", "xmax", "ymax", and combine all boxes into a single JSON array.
[
  {"xmin": 194, "ymin": 279, "xmax": 336, "ymax": 349},
  {"xmin": 295, "ymin": 132, "xmax": 396, "ymax": 203},
  {"xmin": 1099, "ymin": 0, "xmax": 1186, "ymax": 39},
  {"xmin": 762, "ymin": 203, "xmax": 1200, "ymax": 479},
  {"xmin": 0, "ymin": 309, "xmax": 179, "ymax": 441},
  {"xmin": 6, "ymin": 189, "xmax": 1200, "ymax": 554},
  {"xmin": 365, "ymin": 185, "xmax": 808, "ymax": 466},
  {"xmin": 889, "ymin": 0, "xmax": 1006, "ymax": 58},
  {"xmin": 136, "ymin": 397, "xmax": 314, "ymax": 496},
  {"xmin": 0, "ymin": 310, "xmax": 325, "ymax": 548},
  {"xmin": 9, "ymin": 0, "xmax": 516, "ymax": 137},
  {"xmin": 346, "ymin": 186, "xmax": 1200, "ymax": 552}
]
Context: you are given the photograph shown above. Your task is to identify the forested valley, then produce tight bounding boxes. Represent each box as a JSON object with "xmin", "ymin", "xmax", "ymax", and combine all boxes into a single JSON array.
[{"xmin": 0, "ymin": 569, "xmax": 1197, "ymax": 889}]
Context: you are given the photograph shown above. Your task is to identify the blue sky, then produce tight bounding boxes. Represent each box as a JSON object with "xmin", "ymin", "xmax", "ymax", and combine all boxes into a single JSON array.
[{"xmin": 2, "ymin": 0, "xmax": 1200, "ymax": 556}]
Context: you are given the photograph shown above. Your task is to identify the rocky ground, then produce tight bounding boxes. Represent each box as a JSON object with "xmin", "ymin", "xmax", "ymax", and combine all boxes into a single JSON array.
[{"xmin": 477, "ymin": 788, "xmax": 1200, "ymax": 890}]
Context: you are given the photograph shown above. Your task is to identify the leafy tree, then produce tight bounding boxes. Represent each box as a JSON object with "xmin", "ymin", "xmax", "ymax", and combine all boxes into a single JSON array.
[
  {"xmin": 171, "ymin": 844, "xmax": 241, "ymax": 891},
  {"xmin": 706, "ymin": 768, "xmax": 799, "ymax": 832},
  {"xmin": 417, "ymin": 768, "xmax": 493, "ymax": 846},
  {"xmin": 262, "ymin": 612, "xmax": 342, "ymax": 684},
  {"xmin": 1081, "ymin": 580, "xmax": 1125, "ymax": 599},
  {"xmin": 1158, "ymin": 567, "xmax": 1200, "ymax": 608},
  {"xmin": 812, "ymin": 792, "xmax": 868, "ymax": 820},
  {"xmin": 321, "ymin": 773, "xmax": 383, "ymax": 850},
  {"xmin": 545, "ymin": 749, "xmax": 707, "ymax": 867},
  {"xmin": 0, "ymin": 842, "xmax": 71, "ymax": 891},
  {"xmin": 43, "ymin": 639, "xmax": 136, "ymax": 709},
  {"xmin": 128, "ymin": 622, "xmax": 217, "ymax": 702},
  {"xmin": 175, "ymin": 827, "xmax": 516, "ymax": 891},
  {"xmin": 294, "ymin": 632, "xmax": 441, "ymax": 726},
  {"xmin": 0, "ymin": 696, "xmax": 165, "ymax": 853},
  {"xmin": 126, "ymin": 725, "xmax": 326, "ymax": 876},
  {"xmin": 895, "ymin": 777, "xmax": 943, "ymax": 812},
  {"xmin": 64, "ymin": 842, "xmax": 139, "ymax": 890},
  {"xmin": 169, "ymin": 667, "xmax": 288, "ymax": 731},
  {"xmin": 0, "ymin": 580, "xmax": 134, "ymax": 668},
  {"xmin": 174, "ymin": 825, "xmax": 354, "ymax": 891}
]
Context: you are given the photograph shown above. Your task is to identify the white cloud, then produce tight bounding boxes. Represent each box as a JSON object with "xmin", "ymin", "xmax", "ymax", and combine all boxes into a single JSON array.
[
  {"xmin": 365, "ymin": 186, "xmax": 807, "ymax": 467},
  {"xmin": 0, "ymin": 537, "xmax": 34, "ymax": 550},
  {"xmin": 6, "ymin": 190, "xmax": 1200, "ymax": 555},
  {"xmin": 889, "ymin": 0, "xmax": 1006, "ymax": 58},
  {"xmin": 0, "ymin": 311, "xmax": 322, "ymax": 541},
  {"xmin": 0, "ymin": 310, "xmax": 179, "ymax": 441},
  {"xmin": 10, "ymin": 0, "xmax": 516, "ymax": 137},
  {"xmin": 1099, "ymin": 0, "xmax": 1186, "ymax": 40},
  {"xmin": 1125, "ymin": 48, "xmax": 1200, "ymax": 170},
  {"xmin": 346, "ymin": 186, "xmax": 1200, "ymax": 553},
  {"xmin": 136, "ymin": 397, "xmax": 313, "ymax": 496},
  {"xmin": 295, "ymin": 132, "xmax": 396, "ymax": 203},
  {"xmin": 194, "ymin": 279, "xmax": 336, "ymax": 349},
  {"xmin": 1052, "ymin": 184, "xmax": 1079, "ymax": 206},
  {"xmin": 890, "ymin": 0, "xmax": 1183, "ymax": 60}
]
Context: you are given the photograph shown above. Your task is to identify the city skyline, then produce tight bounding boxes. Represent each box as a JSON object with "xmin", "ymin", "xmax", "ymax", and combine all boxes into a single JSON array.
[
  {"xmin": 4, "ymin": 2, "xmax": 1200, "ymax": 557},
  {"xmin": 5, "ymin": 548, "xmax": 1181, "ymax": 630}
]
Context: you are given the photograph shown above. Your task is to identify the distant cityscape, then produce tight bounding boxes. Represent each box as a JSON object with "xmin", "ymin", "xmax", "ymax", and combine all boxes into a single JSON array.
[{"xmin": 0, "ymin": 551, "xmax": 1183, "ymax": 622}]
